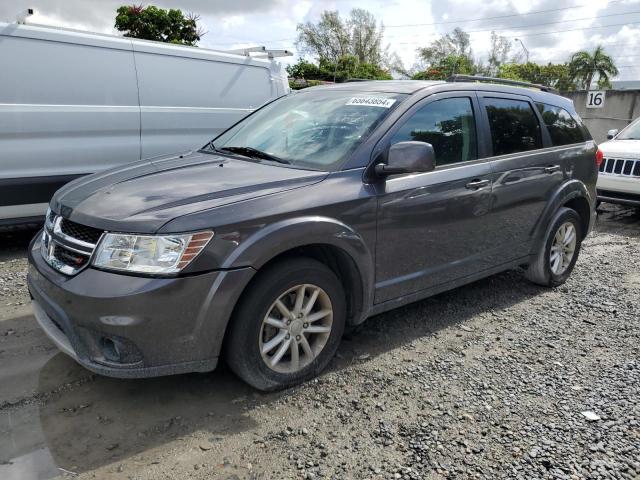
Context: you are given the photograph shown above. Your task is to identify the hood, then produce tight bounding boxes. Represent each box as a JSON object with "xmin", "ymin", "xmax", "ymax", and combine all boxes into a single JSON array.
[
  {"xmin": 52, "ymin": 151, "xmax": 327, "ymax": 233},
  {"xmin": 599, "ymin": 139, "xmax": 640, "ymax": 158}
]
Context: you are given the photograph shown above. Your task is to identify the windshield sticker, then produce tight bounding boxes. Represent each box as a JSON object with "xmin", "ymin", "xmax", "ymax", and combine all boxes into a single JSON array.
[{"xmin": 346, "ymin": 97, "xmax": 396, "ymax": 108}]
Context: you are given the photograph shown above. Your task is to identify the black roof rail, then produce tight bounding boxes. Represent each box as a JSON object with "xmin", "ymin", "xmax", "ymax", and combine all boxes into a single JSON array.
[{"xmin": 446, "ymin": 74, "xmax": 559, "ymax": 94}]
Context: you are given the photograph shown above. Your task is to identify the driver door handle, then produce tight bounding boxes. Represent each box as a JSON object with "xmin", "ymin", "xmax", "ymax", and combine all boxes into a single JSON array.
[
  {"xmin": 465, "ymin": 179, "xmax": 490, "ymax": 190},
  {"xmin": 544, "ymin": 165, "xmax": 561, "ymax": 174}
]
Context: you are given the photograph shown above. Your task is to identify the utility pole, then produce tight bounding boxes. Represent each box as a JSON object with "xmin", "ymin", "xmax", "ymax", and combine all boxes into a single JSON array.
[{"xmin": 514, "ymin": 38, "xmax": 529, "ymax": 63}]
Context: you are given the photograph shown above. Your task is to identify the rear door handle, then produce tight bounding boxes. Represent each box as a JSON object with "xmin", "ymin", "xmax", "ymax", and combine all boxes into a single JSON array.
[
  {"xmin": 544, "ymin": 165, "xmax": 561, "ymax": 174},
  {"xmin": 465, "ymin": 179, "xmax": 490, "ymax": 190}
]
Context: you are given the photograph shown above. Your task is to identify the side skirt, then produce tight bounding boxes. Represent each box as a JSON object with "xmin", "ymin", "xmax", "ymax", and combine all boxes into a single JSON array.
[{"xmin": 366, "ymin": 256, "xmax": 531, "ymax": 318}]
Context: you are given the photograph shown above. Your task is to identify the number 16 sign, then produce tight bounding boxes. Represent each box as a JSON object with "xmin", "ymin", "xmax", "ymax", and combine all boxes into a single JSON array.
[{"xmin": 586, "ymin": 91, "xmax": 606, "ymax": 108}]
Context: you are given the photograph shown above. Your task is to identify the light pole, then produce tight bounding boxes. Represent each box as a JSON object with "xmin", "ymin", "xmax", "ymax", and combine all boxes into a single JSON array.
[{"xmin": 515, "ymin": 38, "xmax": 529, "ymax": 63}]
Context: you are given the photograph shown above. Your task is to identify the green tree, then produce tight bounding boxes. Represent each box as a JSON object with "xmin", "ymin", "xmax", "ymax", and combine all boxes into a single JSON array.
[
  {"xmin": 348, "ymin": 8, "xmax": 384, "ymax": 65},
  {"xmin": 295, "ymin": 8, "xmax": 399, "ymax": 80},
  {"xmin": 286, "ymin": 59, "xmax": 322, "ymax": 79},
  {"xmin": 486, "ymin": 31, "xmax": 512, "ymax": 77},
  {"xmin": 569, "ymin": 46, "xmax": 618, "ymax": 89},
  {"xmin": 417, "ymin": 28, "xmax": 472, "ymax": 67},
  {"xmin": 498, "ymin": 62, "xmax": 576, "ymax": 91},
  {"xmin": 296, "ymin": 10, "xmax": 351, "ymax": 65},
  {"xmin": 412, "ymin": 54, "xmax": 476, "ymax": 80},
  {"xmin": 287, "ymin": 55, "xmax": 391, "ymax": 84},
  {"xmin": 115, "ymin": 5, "xmax": 204, "ymax": 46}
]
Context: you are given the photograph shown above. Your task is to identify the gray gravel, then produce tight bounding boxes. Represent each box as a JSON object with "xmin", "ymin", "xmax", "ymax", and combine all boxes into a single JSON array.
[{"xmin": 0, "ymin": 205, "xmax": 638, "ymax": 480}]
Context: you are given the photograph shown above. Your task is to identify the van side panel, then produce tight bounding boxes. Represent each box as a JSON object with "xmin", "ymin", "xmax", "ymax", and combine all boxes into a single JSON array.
[
  {"xmin": 0, "ymin": 33, "xmax": 140, "ymax": 219},
  {"xmin": 133, "ymin": 49, "xmax": 272, "ymax": 158}
]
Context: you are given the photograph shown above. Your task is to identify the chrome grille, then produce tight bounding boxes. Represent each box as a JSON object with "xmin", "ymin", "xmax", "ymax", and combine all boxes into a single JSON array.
[
  {"xmin": 599, "ymin": 157, "xmax": 640, "ymax": 177},
  {"xmin": 60, "ymin": 218, "xmax": 103, "ymax": 244},
  {"xmin": 41, "ymin": 214, "xmax": 104, "ymax": 275}
]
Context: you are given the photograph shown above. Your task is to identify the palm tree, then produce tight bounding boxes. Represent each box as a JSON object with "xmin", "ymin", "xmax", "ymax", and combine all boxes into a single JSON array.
[{"xmin": 569, "ymin": 46, "xmax": 619, "ymax": 90}]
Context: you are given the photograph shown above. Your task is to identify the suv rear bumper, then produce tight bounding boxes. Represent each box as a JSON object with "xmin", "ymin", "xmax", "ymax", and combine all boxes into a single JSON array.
[{"xmin": 27, "ymin": 234, "xmax": 255, "ymax": 378}]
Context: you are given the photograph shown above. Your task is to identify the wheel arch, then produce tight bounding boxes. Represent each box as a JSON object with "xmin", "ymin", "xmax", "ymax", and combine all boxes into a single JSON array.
[
  {"xmin": 222, "ymin": 216, "xmax": 374, "ymax": 327},
  {"xmin": 563, "ymin": 195, "xmax": 591, "ymax": 239},
  {"xmin": 530, "ymin": 180, "xmax": 595, "ymax": 253}
]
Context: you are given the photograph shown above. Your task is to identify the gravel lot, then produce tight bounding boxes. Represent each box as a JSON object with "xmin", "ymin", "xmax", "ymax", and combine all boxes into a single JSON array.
[{"xmin": 0, "ymin": 205, "xmax": 638, "ymax": 480}]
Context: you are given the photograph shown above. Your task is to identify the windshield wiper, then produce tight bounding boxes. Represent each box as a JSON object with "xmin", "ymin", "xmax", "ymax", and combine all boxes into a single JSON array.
[{"xmin": 218, "ymin": 146, "xmax": 290, "ymax": 164}]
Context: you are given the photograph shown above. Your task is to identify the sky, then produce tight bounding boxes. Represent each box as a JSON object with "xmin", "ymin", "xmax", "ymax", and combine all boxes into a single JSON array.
[{"xmin": 2, "ymin": 0, "xmax": 640, "ymax": 80}]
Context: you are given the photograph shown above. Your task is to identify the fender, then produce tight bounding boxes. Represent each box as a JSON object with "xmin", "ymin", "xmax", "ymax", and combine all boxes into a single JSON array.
[
  {"xmin": 530, "ymin": 179, "xmax": 594, "ymax": 253},
  {"xmin": 221, "ymin": 215, "xmax": 375, "ymax": 321}
]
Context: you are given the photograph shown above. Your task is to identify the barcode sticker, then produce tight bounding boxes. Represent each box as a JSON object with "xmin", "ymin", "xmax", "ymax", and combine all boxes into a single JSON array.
[{"xmin": 346, "ymin": 97, "xmax": 396, "ymax": 108}]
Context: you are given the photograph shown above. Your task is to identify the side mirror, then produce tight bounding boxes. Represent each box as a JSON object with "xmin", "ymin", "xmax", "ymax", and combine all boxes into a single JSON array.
[
  {"xmin": 375, "ymin": 141, "xmax": 436, "ymax": 177},
  {"xmin": 607, "ymin": 129, "xmax": 618, "ymax": 140}
]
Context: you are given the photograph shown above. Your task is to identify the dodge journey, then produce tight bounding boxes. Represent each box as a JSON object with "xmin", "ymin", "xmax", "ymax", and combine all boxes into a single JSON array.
[{"xmin": 28, "ymin": 78, "xmax": 598, "ymax": 390}]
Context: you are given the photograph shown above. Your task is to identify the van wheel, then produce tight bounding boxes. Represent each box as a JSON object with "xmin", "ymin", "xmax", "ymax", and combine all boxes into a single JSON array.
[
  {"xmin": 224, "ymin": 257, "xmax": 346, "ymax": 391},
  {"xmin": 525, "ymin": 207, "xmax": 583, "ymax": 287}
]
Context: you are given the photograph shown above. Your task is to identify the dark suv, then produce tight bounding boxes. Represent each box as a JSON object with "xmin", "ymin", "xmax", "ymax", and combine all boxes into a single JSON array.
[{"xmin": 28, "ymin": 78, "xmax": 598, "ymax": 390}]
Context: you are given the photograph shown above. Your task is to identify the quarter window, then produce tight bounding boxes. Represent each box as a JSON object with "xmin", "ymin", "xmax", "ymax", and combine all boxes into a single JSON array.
[
  {"xmin": 391, "ymin": 97, "xmax": 477, "ymax": 166},
  {"xmin": 536, "ymin": 103, "xmax": 587, "ymax": 145},
  {"xmin": 484, "ymin": 98, "xmax": 542, "ymax": 156}
]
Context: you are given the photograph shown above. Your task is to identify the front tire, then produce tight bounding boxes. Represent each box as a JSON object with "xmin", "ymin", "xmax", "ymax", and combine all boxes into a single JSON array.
[
  {"xmin": 525, "ymin": 207, "xmax": 583, "ymax": 287},
  {"xmin": 224, "ymin": 257, "xmax": 346, "ymax": 391}
]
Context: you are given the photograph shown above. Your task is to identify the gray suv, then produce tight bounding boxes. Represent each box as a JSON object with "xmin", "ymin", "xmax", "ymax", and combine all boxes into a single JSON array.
[{"xmin": 27, "ymin": 78, "xmax": 598, "ymax": 390}]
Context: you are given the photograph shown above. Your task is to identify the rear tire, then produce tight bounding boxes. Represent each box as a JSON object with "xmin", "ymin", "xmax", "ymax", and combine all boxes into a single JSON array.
[
  {"xmin": 525, "ymin": 207, "xmax": 582, "ymax": 287},
  {"xmin": 224, "ymin": 257, "xmax": 346, "ymax": 391}
]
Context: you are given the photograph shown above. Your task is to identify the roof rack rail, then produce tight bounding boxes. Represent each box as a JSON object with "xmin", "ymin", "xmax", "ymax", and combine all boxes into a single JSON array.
[
  {"xmin": 446, "ymin": 74, "xmax": 559, "ymax": 94},
  {"xmin": 223, "ymin": 46, "xmax": 293, "ymax": 59}
]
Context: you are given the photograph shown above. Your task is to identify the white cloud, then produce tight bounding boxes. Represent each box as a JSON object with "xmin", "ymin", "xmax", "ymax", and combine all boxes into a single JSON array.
[
  {"xmin": 1, "ymin": 0, "xmax": 637, "ymax": 79},
  {"xmin": 221, "ymin": 16, "xmax": 246, "ymax": 29}
]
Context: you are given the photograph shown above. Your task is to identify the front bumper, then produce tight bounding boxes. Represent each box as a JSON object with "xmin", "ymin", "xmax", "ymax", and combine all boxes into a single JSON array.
[
  {"xmin": 597, "ymin": 175, "xmax": 640, "ymax": 206},
  {"xmin": 27, "ymin": 235, "xmax": 255, "ymax": 378}
]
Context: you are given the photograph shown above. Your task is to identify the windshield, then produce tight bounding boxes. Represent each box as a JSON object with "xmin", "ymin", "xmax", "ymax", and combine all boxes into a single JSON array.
[
  {"xmin": 617, "ymin": 119, "xmax": 640, "ymax": 140},
  {"xmin": 209, "ymin": 90, "xmax": 407, "ymax": 171}
]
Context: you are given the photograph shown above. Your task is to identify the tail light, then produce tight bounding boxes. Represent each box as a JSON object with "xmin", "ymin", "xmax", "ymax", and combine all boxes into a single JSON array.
[{"xmin": 595, "ymin": 149, "xmax": 604, "ymax": 168}]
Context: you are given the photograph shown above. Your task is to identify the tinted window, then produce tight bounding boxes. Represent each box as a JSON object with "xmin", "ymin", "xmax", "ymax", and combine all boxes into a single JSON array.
[
  {"xmin": 536, "ymin": 103, "xmax": 586, "ymax": 145},
  {"xmin": 391, "ymin": 97, "xmax": 477, "ymax": 166},
  {"xmin": 484, "ymin": 98, "xmax": 542, "ymax": 156}
]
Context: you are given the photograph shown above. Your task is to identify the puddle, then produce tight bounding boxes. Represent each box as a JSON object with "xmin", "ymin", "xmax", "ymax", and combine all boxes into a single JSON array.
[
  {"xmin": 0, "ymin": 447, "xmax": 61, "ymax": 480},
  {"xmin": 0, "ymin": 406, "xmax": 61, "ymax": 480},
  {"xmin": 0, "ymin": 346, "xmax": 262, "ymax": 477}
]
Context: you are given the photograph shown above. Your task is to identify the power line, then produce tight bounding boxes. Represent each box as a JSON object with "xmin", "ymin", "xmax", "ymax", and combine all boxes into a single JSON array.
[
  {"xmin": 395, "ymin": 21, "xmax": 640, "ymax": 44},
  {"xmin": 385, "ymin": 0, "xmax": 631, "ymax": 28},
  {"xmin": 211, "ymin": 2, "xmax": 640, "ymax": 47},
  {"xmin": 385, "ymin": 12, "xmax": 640, "ymax": 41},
  {"xmin": 505, "ymin": 20, "xmax": 640, "ymax": 38}
]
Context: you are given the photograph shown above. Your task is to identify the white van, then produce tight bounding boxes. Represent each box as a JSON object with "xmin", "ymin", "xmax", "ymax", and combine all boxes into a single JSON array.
[{"xmin": 0, "ymin": 22, "xmax": 290, "ymax": 226}]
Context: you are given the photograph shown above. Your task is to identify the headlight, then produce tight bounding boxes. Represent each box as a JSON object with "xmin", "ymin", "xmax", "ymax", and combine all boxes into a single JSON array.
[{"xmin": 92, "ymin": 231, "xmax": 213, "ymax": 274}]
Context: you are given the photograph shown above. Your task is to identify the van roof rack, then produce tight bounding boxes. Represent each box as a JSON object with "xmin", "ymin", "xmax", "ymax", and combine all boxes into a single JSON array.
[
  {"xmin": 223, "ymin": 46, "xmax": 293, "ymax": 59},
  {"xmin": 446, "ymin": 74, "xmax": 559, "ymax": 94}
]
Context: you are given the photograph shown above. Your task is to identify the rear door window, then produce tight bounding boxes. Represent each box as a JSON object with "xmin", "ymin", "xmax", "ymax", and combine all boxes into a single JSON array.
[
  {"xmin": 536, "ymin": 103, "xmax": 587, "ymax": 145},
  {"xmin": 484, "ymin": 98, "xmax": 542, "ymax": 156},
  {"xmin": 391, "ymin": 97, "xmax": 477, "ymax": 166}
]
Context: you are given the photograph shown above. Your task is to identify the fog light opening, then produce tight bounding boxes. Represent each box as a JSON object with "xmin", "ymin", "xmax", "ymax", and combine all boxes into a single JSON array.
[{"xmin": 101, "ymin": 337, "xmax": 120, "ymax": 363}]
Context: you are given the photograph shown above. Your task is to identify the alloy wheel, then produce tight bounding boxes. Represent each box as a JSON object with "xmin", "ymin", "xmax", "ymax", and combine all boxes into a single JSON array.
[
  {"xmin": 549, "ymin": 221, "xmax": 577, "ymax": 275},
  {"xmin": 259, "ymin": 284, "xmax": 333, "ymax": 374}
]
